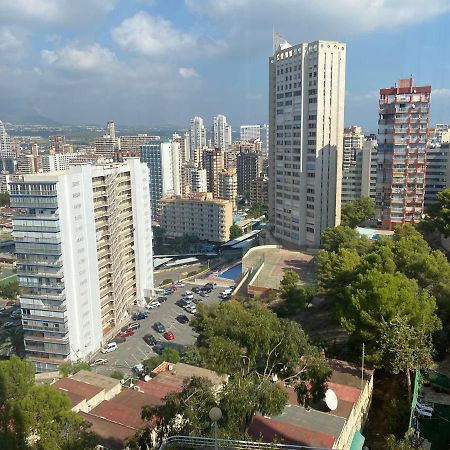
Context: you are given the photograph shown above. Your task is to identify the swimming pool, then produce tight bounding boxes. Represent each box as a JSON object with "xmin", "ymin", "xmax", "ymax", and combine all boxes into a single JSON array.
[{"xmin": 218, "ymin": 263, "xmax": 242, "ymax": 281}]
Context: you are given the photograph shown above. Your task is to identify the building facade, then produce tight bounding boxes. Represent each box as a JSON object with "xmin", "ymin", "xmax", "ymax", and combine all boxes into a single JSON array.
[
  {"xmin": 240, "ymin": 124, "xmax": 269, "ymax": 156},
  {"xmin": 42, "ymin": 153, "xmax": 81, "ymax": 172},
  {"xmin": 189, "ymin": 117, "xmax": 206, "ymax": 162},
  {"xmin": 237, "ymin": 150, "xmax": 262, "ymax": 197},
  {"xmin": 212, "ymin": 115, "xmax": 232, "ymax": 150},
  {"xmin": 10, "ymin": 159, "xmax": 154, "ymax": 372},
  {"xmin": 140, "ymin": 141, "xmax": 180, "ymax": 218},
  {"xmin": 159, "ymin": 193, "xmax": 232, "ymax": 242},
  {"xmin": 377, "ymin": 78, "xmax": 431, "ymax": 229},
  {"xmin": 202, "ymin": 148, "xmax": 224, "ymax": 196},
  {"xmin": 424, "ymin": 142, "xmax": 450, "ymax": 207},
  {"xmin": 269, "ymin": 39, "xmax": 346, "ymax": 246},
  {"xmin": 119, "ymin": 135, "xmax": 158, "ymax": 158},
  {"xmin": 217, "ymin": 169, "xmax": 237, "ymax": 210},
  {"xmin": 249, "ymin": 175, "xmax": 269, "ymax": 206}
]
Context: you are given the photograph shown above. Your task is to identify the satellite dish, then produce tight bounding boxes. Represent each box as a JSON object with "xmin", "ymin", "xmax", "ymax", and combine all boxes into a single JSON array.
[
  {"xmin": 325, "ymin": 389, "xmax": 338, "ymax": 411},
  {"xmin": 96, "ymin": 232, "xmax": 102, "ymax": 241},
  {"xmin": 144, "ymin": 375, "xmax": 151, "ymax": 382}
]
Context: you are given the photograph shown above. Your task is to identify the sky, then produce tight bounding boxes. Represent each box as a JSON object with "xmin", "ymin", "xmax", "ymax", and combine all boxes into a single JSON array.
[{"xmin": 1, "ymin": 0, "xmax": 450, "ymax": 132}]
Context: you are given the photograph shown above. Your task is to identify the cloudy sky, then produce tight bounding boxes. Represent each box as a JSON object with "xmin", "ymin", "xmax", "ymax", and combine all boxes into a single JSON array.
[{"xmin": 1, "ymin": 0, "xmax": 450, "ymax": 132}]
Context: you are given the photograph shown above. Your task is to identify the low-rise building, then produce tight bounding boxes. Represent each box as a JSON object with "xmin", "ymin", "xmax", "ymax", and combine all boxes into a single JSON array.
[{"xmin": 159, "ymin": 193, "xmax": 233, "ymax": 242}]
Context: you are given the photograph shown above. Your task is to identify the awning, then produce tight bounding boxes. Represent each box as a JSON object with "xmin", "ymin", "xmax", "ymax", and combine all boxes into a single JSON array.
[{"xmin": 350, "ymin": 430, "xmax": 365, "ymax": 450}]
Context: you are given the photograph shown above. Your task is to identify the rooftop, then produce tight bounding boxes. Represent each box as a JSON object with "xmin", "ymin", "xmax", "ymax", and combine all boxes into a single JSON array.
[
  {"xmin": 71, "ymin": 369, "xmax": 121, "ymax": 393},
  {"xmin": 53, "ymin": 377, "xmax": 103, "ymax": 406}
]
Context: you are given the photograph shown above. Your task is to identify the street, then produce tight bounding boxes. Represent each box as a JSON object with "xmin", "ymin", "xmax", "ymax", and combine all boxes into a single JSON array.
[{"xmin": 91, "ymin": 281, "xmax": 230, "ymax": 376}]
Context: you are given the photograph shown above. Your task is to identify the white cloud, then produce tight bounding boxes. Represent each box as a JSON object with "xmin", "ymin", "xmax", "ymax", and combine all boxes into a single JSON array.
[
  {"xmin": 0, "ymin": 27, "xmax": 24, "ymax": 55},
  {"xmin": 112, "ymin": 11, "xmax": 226, "ymax": 57},
  {"xmin": 185, "ymin": 0, "xmax": 450, "ymax": 34},
  {"xmin": 179, "ymin": 67, "xmax": 199, "ymax": 78},
  {"xmin": 41, "ymin": 44, "xmax": 118, "ymax": 72},
  {"xmin": 433, "ymin": 88, "xmax": 450, "ymax": 97},
  {"xmin": 0, "ymin": 0, "xmax": 116, "ymax": 25}
]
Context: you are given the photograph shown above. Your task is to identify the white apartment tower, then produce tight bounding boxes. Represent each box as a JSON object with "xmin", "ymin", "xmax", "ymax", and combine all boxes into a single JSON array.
[
  {"xmin": 189, "ymin": 117, "xmax": 206, "ymax": 162},
  {"xmin": 0, "ymin": 120, "xmax": 13, "ymax": 158},
  {"xmin": 10, "ymin": 159, "xmax": 154, "ymax": 372},
  {"xmin": 213, "ymin": 115, "xmax": 232, "ymax": 150},
  {"xmin": 269, "ymin": 38, "xmax": 346, "ymax": 247}
]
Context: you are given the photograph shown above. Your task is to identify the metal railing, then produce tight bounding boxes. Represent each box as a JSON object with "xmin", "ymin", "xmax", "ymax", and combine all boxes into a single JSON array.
[{"xmin": 159, "ymin": 436, "xmax": 333, "ymax": 450}]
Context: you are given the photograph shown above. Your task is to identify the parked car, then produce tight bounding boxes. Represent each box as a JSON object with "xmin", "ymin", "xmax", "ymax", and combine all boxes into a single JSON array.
[
  {"xmin": 176, "ymin": 315, "xmax": 189, "ymax": 324},
  {"xmin": 90, "ymin": 358, "xmax": 107, "ymax": 367},
  {"xmin": 153, "ymin": 322, "xmax": 166, "ymax": 333},
  {"xmin": 157, "ymin": 296, "xmax": 168, "ymax": 303},
  {"xmin": 184, "ymin": 305, "xmax": 197, "ymax": 314},
  {"xmin": 175, "ymin": 281, "xmax": 185, "ymax": 287},
  {"xmin": 221, "ymin": 293, "xmax": 231, "ymax": 300},
  {"xmin": 163, "ymin": 330, "xmax": 175, "ymax": 341},
  {"xmin": 132, "ymin": 312, "xmax": 148, "ymax": 320},
  {"xmin": 10, "ymin": 309, "xmax": 21, "ymax": 318},
  {"xmin": 143, "ymin": 334, "xmax": 157, "ymax": 346},
  {"xmin": 101, "ymin": 342, "xmax": 118, "ymax": 354},
  {"xmin": 2, "ymin": 321, "xmax": 15, "ymax": 329},
  {"xmin": 5, "ymin": 300, "xmax": 16, "ymax": 307},
  {"xmin": 0, "ymin": 307, "xmax": 8, "ymax": 317},
  {"xmin": 127, "ymin": 322, "xmax": 140, "ymax": 331},
  {"xmin": 192, "ymin": 298, "xmax": 202, "ymax": 304},
  {"xmin": 176, "ymin": 298, "xmax": 192, "ymax": 308},
  {"xmin": 164, "ymin": 288, "xmax": 174, "ymax": 295},
  {"xmin": 199, "ymin": 292, "xmax": 208, "ymax": 298},
  {"xmin": 148, "ymin": 301, "xmax": 161, "ymax": 309},
  {"xmin": 114, "ymin": 335, "xmax": 127, "ymax": 343},
  {"xmin": 204, "ymin": 282, "xmax": 216, "ymax": 289},
  {"xmin": 182, "ymin": 293, "xmax": 193, "ymax": 300},
  {"xmin": 120, "ymin": 329, "xmax": 134, "ymax": 338},
  {"xmin": 133, "ymin": 363, "xmax": 145, "ymax": 374},
  {"xmin": 153, "ymin": 343, "xmax": 164, "ymax": 354},
  {"xmin": 192, "ymin": 287, "xmax": 201, "ymax": 294}
]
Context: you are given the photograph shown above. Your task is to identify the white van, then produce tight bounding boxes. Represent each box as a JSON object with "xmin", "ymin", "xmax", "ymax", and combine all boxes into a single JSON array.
[{"xmin": 101, "ymin": 342, "xmax": 118, "ymax": 354}]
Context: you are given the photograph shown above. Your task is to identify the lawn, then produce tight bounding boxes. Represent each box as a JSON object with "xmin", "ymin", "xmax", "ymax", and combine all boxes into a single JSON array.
[{"xmin": 0, "ymin": 274, "xmax": 17, "ymax": 286}]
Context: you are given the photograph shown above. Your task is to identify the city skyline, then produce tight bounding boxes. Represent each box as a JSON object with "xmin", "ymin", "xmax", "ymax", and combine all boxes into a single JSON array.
[{"xmin": 1, "ymin": 1, "xmax": 450, "ymax": 130}]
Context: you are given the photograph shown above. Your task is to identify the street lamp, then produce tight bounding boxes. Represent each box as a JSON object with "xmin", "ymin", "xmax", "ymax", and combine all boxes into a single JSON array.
[{"xmin": 209, "ymin": 406, "xmax": 222, "ymax": 450}]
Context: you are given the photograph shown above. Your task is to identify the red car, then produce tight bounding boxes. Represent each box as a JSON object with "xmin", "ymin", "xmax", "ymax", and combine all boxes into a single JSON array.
[
  {"xmin": 163, "ymin": 330, "xmax": 175, "ymax": 341},
  {"xmin": 119, "ymin": 329, "xmax": 135, "ymax": 338}
]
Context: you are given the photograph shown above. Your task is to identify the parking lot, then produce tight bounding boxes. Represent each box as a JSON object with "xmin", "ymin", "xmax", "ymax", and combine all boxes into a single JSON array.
[{"xmin": 92, "ymin": 282, "xmax": 230, "ymax": 376}]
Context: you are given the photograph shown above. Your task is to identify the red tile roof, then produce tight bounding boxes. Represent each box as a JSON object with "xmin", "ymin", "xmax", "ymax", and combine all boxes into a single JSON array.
[
  {"xmin": 89, "ymin": 400, "xmax": 144, "ymax": 429},
  {"xmin": 135, "ymin": 379, "xmax": 182, "ymax": 403},
  {"xmin": 79, "ymin": 411, "xmax": 136, "ymax": 450},
  {"xmin": 53, "ymin": 377, "xmax": 103, "ymax": 402},
  {"xmin": 248, "ymin": 415, "xmax": 335, "ymax": 448}
]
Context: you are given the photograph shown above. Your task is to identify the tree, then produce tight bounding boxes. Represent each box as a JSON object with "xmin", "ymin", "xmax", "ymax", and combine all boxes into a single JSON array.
[
  {"xmin": 143, "ymin": 348, "xmax": 180, "ymax": 373},
  {"xmin": 192, "ymin": 301, "xmax": 330, "ymax": 407},
  {"xmin": 58, "ymin": 361, "xmax": 91, "ymax": 377},
  {"xmin": 229, "ymin": 223, "xmax": 244, "ymax": 240},
  {"xmin": 0, "ymin": 357, "xmax": 98, "ymax": 450},
  {"xmin": 246, "ymin": 203, "xmax": 267, "ymax": 219},
  {"xmin": 379, "ymin": 317, "xmax": 434, "ymax": 401},
  {"xmin": 341, "ymin": 196, "xmax": 375, "ymax": 228},
  {"xmin": 321, "ymin": 225, "xmax": 371, "ymax": 253},
  {"xmin": 337, "ymin": 269, "xmax": 441, "ymax": 365},
  {"xmin": 109, "ymin": 370, "xmax": 124, "ymax": 380},
  {"xmin": 0, "ymin": 193, "xmax": 10, "ymax": 207},
  {"xmin": 386, "ymin": 429, "xmax": 424, "ymax": 450},
  {"xmin": 276, "ymin": 270, "xmax": 314, "ymax": 317},
  {"xmin": 420, "ymin": 188, "xmax": 450, "ymax": 237},
  {"xmin": 0, "ymin": 280, "xmax": 19, "ymax": 300}
]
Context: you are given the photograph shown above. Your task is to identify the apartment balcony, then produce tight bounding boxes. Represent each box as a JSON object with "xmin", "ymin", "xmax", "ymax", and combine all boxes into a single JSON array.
[
  {"xmin": 17, "ymin": 258, "xmax": 63, "ymax": 268},
  {"xmin": 23, "ymin": 333, "xmax": 69, "ymax": 344},
  {"xmin": 27, "ymin": 354, "xmax": 68, "ymax": 365},
  {"xmin": 22, "ymin": 323, "xmax": 69, "ymax": 334},
  {"xmin": 19, "ymin": 281, "xmax": 65, "ymax": 290},
  {"xmin": 20, "ymin": 291, "xmax": 65, "ymax": 301},
  {"xmin": 18, "ymin": 269, "xmax": 64, "ymax": 279},
  {"xmin": 20, "ymin": 301, "xmax": 66, "ymax": 312}
]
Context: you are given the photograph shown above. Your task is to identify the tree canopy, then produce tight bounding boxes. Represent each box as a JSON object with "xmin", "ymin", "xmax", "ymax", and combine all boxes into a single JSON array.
[
  {"xmin": 229, "ymin": 223, "xmax": 244, "ymax": 240},
  {"xmin": 317, "ymin": 224, "xmax": 444, "ymax": 364},
  {"xmin": 420, "ymin": 188, "xmax": 450, "ymax": 237},
  {"xmin": 341, "ymin": 196, "xmax": 375, "ymax": 228},
  {"xmin": 0, "ymin": 356, "xmax": 98, "ymax": 450}
]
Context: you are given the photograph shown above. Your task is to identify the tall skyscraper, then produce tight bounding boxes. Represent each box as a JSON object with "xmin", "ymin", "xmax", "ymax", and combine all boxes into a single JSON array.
[
  {"xmin": 377, "ymin": 77, "xmax": 431, "ymax": 229},
  {"xmin": 217, "ymin": 169, "xmax": 238, "ymax": 210},
  {"xmin": 95, "ymin": 121, "xmax": 119, "ymax": 158},
  {"xmin": 10, "ymin": 159, "xmax": 154, "ymax": 372},
  {"xmin": 213, "ymin": 115, "xmax": 232, "ymax": 150},
  {"xmin": 0, "ymin": 120, "xmax": 13, "ymax": 158},
  {"xmin": 50, "ymin": 135, "xmax": 66, "ymax": 154},
  {"xmin": 237, "ymin": 149, "xmax": 262, "ymax": 198},
  {"xmin": 202, "ymin": 148, "xmax": 224, "ymax": 196},
  {"xmin": 172, "ymin": 132, "xmax": 190, "ymax": 163},
  {"xmin": 107, "ymin": 120, "xmax": 116, "ymax": 139},
  {"xmin": 269, "ymin": 39, "xmax": 346, "ymax": 247},
  {"xmin": 189, "ymin": 117, "xmax": 206, "ymax": 161},
  {"xmin": 140, "ymin": 140, "xmax": 180, "ymax": 217},
  {"xmin": 240, "ymin": 124, "xmax": 269, "ymax": 156}
]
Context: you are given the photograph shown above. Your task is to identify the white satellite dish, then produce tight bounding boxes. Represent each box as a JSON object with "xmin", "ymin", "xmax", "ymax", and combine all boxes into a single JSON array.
[
  {"xmin": 325, "ymin": 389, "xmax": 338, "ymax": 411},
  {"xmin": 144, "ymin": 375, "xmax": 151, "ymax": 382}
]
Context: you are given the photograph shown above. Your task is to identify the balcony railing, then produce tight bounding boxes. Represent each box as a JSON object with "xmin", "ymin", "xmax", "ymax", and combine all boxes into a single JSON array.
[{"xmin": 159, "ymin": 436, "xmax": 332, "ymax": 450}]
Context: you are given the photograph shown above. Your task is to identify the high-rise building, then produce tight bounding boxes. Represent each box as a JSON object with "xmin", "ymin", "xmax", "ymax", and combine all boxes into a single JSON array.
[
  {"xmin": 50, "ymin": 136, "xmax": 65, "ymax": 154},
  {"xmin": 240, "ymin": 124, "xmax": 269, "ymax": 156},
  {"xmin": 0, "ymin": 172, "xmax": 11, "ymax": 193},
  {"xmin": 140, "ymin": 140, "xmax": 180, "ymax": 217},
  {"xmin": 269, "ymin": 38, "xmax": 346, "ymax": 247},
  {"xmin": 119, "ymin": 135, "xmax": 158, "ymax": 158},
  {"xmin": 424, "ymin": 142, "xmax": 450, "ymax": 207},
  {"xmin": 377, "ymin": 77, "xmax": 431, "ymax": 229},
  {"xmin": 237, "ymin": 150, "xmax": 262, "ymax": 198},
  {"xmin": 95, "ymin": 121, "xmax": 120, "ymax": 158},
  {"xmin": 189, "ymin": 117, "xmax": 206, "ymax": 162},
  {"xmin": 213, "ymin": 115, "xmax": 232, "ymax": 150},
  {"xmin": 10, "ymin": 159, "xmax": 154, "ymax": 372},
  {"xmin": 202, "ymin": 148, "xmax": 224, "ymax": 195},
  {"xmin": 159, "ymin": 193, "xmax": 232, "ymax": 242},
  {"xmin": 172, "ymin": 132, "xmax": 190, "ymax": 163},
  {"xmin": 217, "ymin": 169, "xmax": 238, "ymax": 210},
  {"xmin": 434, "ymin": 124, "xmax": 449, "ymax": 144},
  {"xmin": 249, "ymin": 175, "xmax": 269, "ymax": 206},
  {"xmin": 0, "ymin": 120, "xmax": 13, "ymax": 158},
  {"xmin": 42, "ymin": 153, "xmax": 81, "ymax": 172},
  {"xmin": 343, "ymin": 126, "xmax": 364, "ymax": 169},
  {"xmin": 17, "ymin": 155, "xmax": 40, "ymax": 174},
  {"xmin": 191, "ymin": 167, "xmax": 208, "ymax": 193}
]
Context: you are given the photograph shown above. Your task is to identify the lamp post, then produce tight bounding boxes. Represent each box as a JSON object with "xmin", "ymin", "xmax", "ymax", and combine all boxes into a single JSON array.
[{"xmin": 209, "ymin": 406, "xmax": 222, "ymax": 450}]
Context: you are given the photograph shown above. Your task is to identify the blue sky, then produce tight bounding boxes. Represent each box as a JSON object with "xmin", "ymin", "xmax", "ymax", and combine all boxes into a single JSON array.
[{"xmin": 1, "ymin": 0, "xmax": 450, "ymax": 132}]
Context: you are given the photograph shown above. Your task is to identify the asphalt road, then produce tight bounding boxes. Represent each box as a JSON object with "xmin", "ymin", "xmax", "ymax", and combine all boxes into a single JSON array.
[{"xmin": 91, "ymin": 281, "xmax": 232, "ymax": 376}]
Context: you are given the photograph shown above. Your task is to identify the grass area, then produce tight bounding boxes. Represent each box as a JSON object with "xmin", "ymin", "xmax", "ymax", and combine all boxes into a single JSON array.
[
  {"xmin": 0, "ymin": 274, "xmax": 17, "ymax": 285},
  {"xmin": 420, "ymin": 404, "xmax": 450, "ymax": 450}
]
